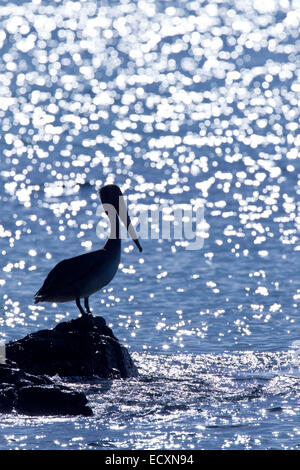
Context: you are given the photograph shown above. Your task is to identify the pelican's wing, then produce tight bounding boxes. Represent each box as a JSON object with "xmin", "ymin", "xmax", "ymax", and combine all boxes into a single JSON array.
[{"xmin": 34, "ymin": 249, "xmax": 109, "ymax": 300}]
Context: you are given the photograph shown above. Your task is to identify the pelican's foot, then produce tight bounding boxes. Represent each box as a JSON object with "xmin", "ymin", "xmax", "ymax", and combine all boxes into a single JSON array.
[
  {"xmin": 78, "ymin": 313, "xmax": 95, "ymax": 329},
  {"xmin": 84, "ymin": 297, "xmax": 92, "ymax": 315}
]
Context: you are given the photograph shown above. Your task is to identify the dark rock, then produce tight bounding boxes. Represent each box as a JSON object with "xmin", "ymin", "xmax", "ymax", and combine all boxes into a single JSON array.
[
  {"xmin": 1, "ymin": 314, "xmax": 137, "ymax": 416},
  {"xmin": 6, "ymin": 315, "xmax": 138, "ymax": 379},
  {"xmin": 15, "ymin": 385, "xmax": 92, "ymax": 416},
  {"xmin": 0, "ymin": 361, "xmax": 52, "ymax": 386},
  {"xmin": 0, "ymin": 361, "xmax": 93, "ymax": 416},
  {"xmin": 0, "ymin": 385, "xmax": 16, "ymax": 413}
]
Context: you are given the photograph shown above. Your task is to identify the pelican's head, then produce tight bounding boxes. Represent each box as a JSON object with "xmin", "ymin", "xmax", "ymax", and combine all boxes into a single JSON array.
[{"xmin": 99, "ymin": 184, "xmax": 142, "ymax": 252}]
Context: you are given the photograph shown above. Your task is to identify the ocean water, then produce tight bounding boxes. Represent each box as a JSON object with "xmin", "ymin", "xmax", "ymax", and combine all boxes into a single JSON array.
[{"xmin": 0, "ymin": 0, "xmax": 300, "ymax": 450}]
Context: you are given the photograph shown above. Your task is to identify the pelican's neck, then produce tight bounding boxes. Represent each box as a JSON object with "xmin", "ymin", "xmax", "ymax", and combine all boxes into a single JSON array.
[
  {"xmin": 104, "ymin": 211, "xmax": 121, "ymax": 252},
  {"xmin": 104, "ymin": 236, "xmax": 121, "ymax": 252}
]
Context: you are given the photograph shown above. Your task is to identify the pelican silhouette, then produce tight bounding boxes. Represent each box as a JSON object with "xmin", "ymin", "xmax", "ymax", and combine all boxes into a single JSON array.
[{"xmin": 34, "ymin": 184, "xmax": 142, "ymax": 315}]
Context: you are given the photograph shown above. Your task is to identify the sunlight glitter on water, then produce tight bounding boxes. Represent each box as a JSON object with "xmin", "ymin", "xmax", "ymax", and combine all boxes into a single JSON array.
[
  {"xmin": 0, "ymin": 0, "xmax": 299, "ymax": 450},
  {"xmin": 0, "ymin": 351, "xmax": 299, "ymax": 450}
]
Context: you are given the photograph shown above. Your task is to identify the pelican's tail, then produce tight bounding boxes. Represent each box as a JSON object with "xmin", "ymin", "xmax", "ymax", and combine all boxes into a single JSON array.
[
  {"xmin": 34, "ymin": 291, "xmax": 46, "ymax": 304},
  {"xmin": 34, "ymin": 295, "xmax": 42, "ymax": 304}
]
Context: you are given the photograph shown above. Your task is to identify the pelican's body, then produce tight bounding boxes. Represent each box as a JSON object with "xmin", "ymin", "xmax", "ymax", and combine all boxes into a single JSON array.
[
  {"xmin": 34, "ymin": 185, "xmax": 142, "ymax": 315},
  {"xmin": 35, "ymin": 241, "xmax": 120, "ymax": 303}
]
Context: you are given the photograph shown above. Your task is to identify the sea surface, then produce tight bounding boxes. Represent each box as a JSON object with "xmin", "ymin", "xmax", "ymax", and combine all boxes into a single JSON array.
[{"xmin": 0, "ymin": 0, "xmax": 300, "ymax": 450}]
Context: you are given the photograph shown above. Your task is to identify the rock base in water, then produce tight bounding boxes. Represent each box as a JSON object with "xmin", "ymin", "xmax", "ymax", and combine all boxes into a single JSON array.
[
  {"xmin": 0, "ymin": 361, "xmax": 92, "ymax": 416},
  {"xmin": 6, "ymin": 315, "xmax": 138, "ymax": 379},
  {"xmin": 1, "ymin": 314, "xmax": 138, "ymax": 416}
]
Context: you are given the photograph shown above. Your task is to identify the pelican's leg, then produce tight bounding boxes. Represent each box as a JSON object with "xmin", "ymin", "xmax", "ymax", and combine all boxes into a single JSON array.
[
  {"xmin": 84, "ymin": 297, "xmax": 91, "ymax": 314},
  {"xmin": 76, "ymin": 297, "xmax": 87, "ymax": 316}
]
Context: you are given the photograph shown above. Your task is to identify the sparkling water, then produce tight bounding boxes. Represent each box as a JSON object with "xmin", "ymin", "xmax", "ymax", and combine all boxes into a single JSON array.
[{"xmin": 0, "ymin": 0, "xmax": 299, "ymax": 450}]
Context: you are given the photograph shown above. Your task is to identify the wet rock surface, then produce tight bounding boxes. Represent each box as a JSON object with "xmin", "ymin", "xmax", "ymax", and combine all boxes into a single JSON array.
[
  {"xmin": 1, "ymin": 315, "xmax": 138, "ymax": 416},
  {"xmin": 15, "ymin": 385, "xmax": 92, "ymax": 416},
  {"xmin": 6, "ymin": 315, "xmax": 138, "ymax": 379},
  {"xmin": 0, "ymin": 361, "xmax": 92, "ymax": 416}
]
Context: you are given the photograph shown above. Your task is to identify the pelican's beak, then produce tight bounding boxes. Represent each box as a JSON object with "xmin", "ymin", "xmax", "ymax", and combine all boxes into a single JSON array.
[{"xmin": 118, "ymin": 195, "xmax": 143, "ymax": 253}]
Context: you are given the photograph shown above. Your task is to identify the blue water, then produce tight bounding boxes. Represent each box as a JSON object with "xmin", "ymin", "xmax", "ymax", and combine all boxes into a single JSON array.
[{"xmin": 0, "ymin": 0, "xmax": 300, "ymax": 450}]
